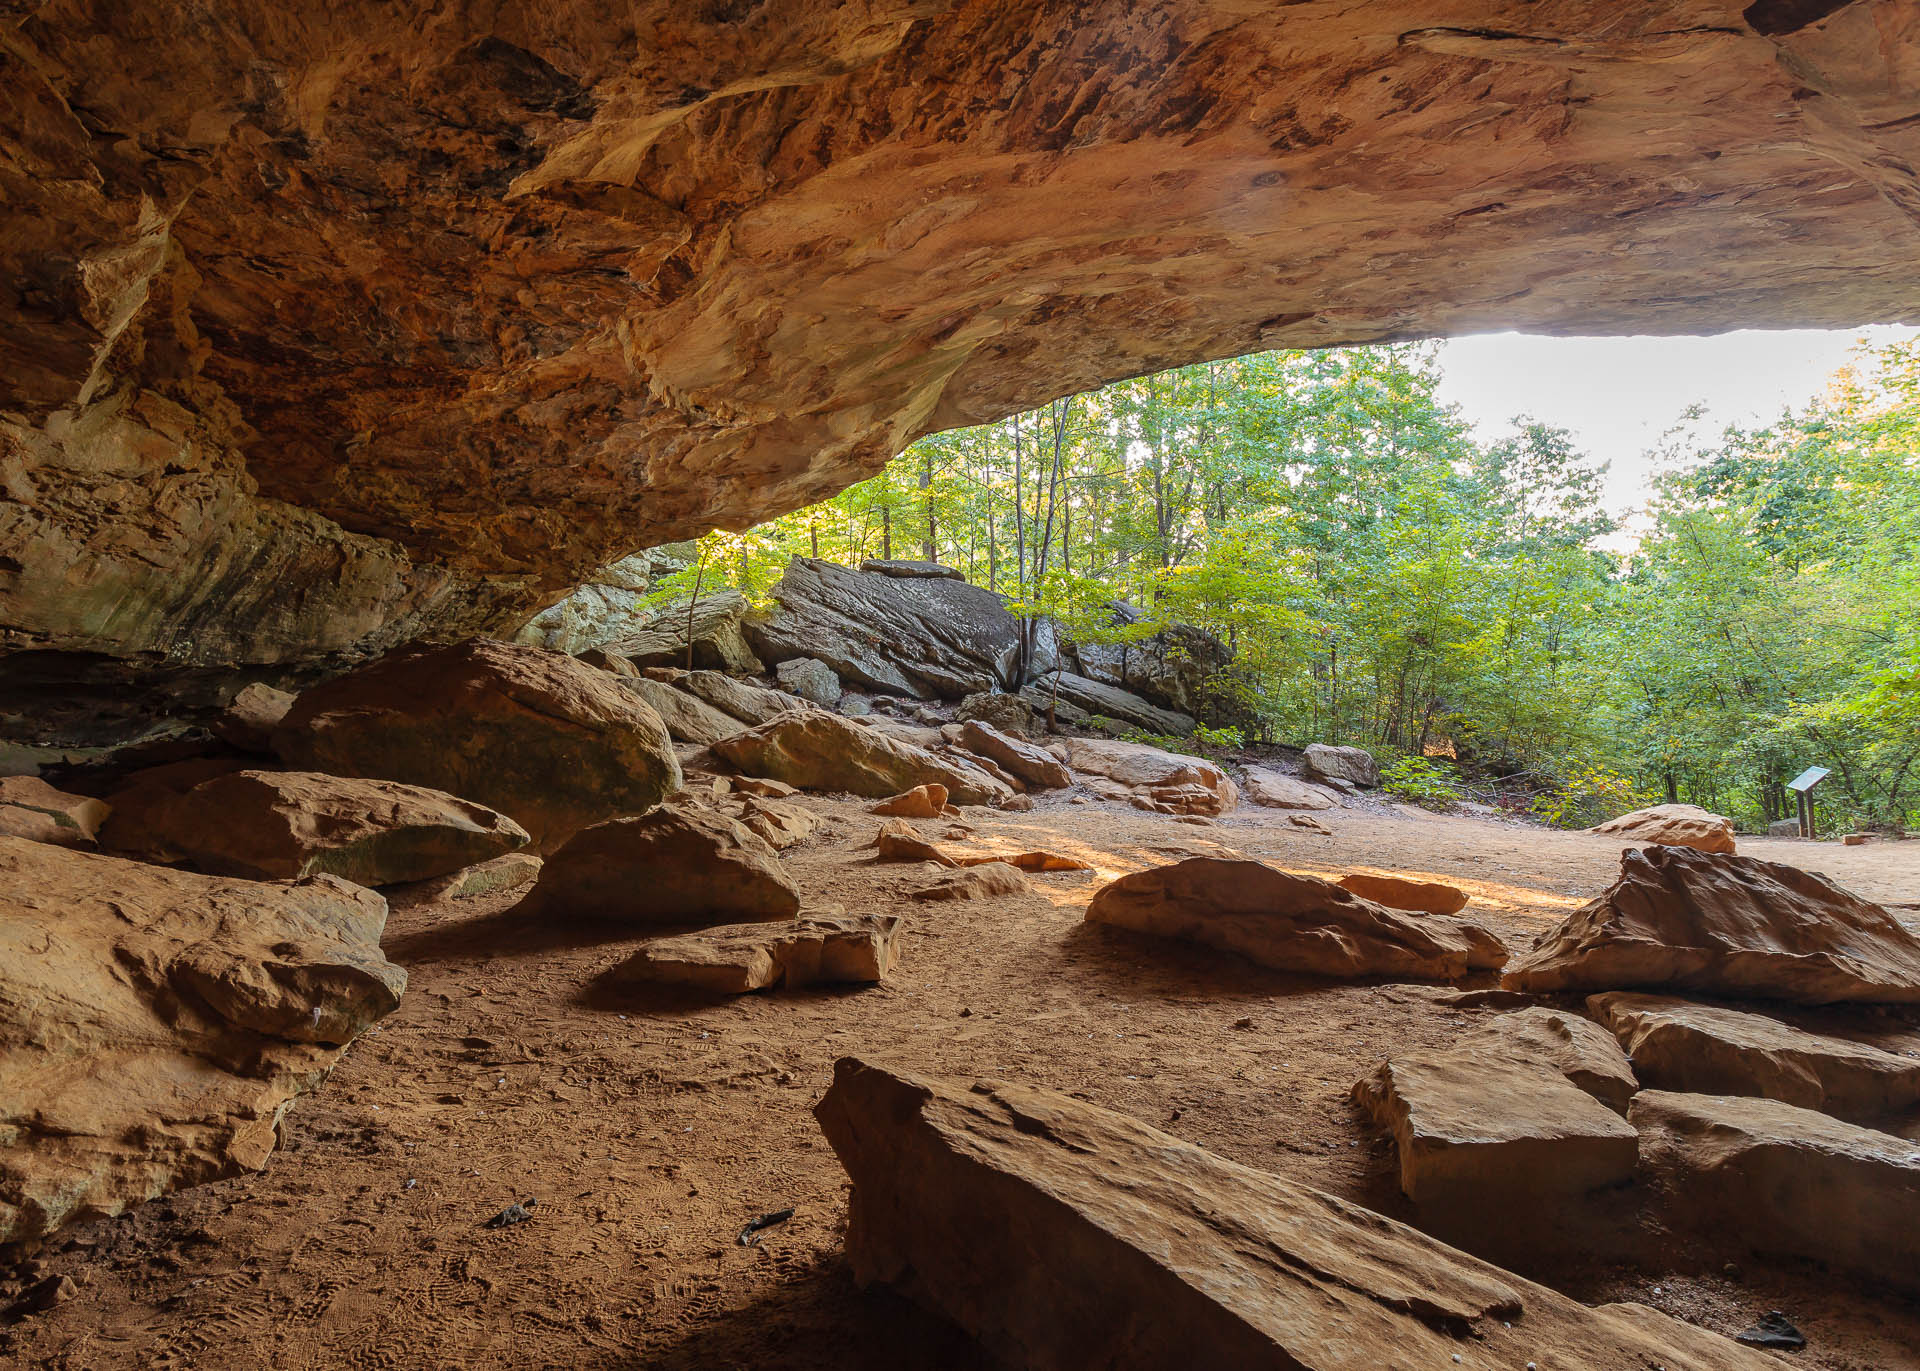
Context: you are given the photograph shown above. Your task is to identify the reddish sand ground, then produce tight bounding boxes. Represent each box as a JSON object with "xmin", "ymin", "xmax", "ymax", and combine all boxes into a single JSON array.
[{"xmin": 5, "ymin": 789, "xmax": 1918, "ymax": 1370}]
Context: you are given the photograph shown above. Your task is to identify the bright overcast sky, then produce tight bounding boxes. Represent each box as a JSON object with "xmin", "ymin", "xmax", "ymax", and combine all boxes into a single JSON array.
[{"xmin": 1434, "ymin": 327, "xmax": 1919, "ymax": 516}]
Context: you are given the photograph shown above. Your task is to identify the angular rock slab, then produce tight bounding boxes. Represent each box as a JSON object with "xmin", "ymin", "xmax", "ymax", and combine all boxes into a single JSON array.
[
  {"xmin": 1593, "ymin": 803, "xmax": 1737, "ymax": 855},
  {"xmin": 100, "ymin": 769, "xmax": 530, "ymax": 885},
  {"xmin": 614, "ymin": 914, "xmax": 901, "ymax": 994},
  {"xmin": 815, "ymin": 1059, "xmax": 1783, "ymax": 1371},
  {"xmin": 602, "ymin": 590, "xmax": 764, "ymax": 675},
  {"xmin": 1086, "ymin": 857, "xmax": 1505, "ymax": 982},
  {"xmin": 1241, "ymin": 767, "xmax": 1339, "ymax": 811},
  {"xmin": 1632, "ymin": 1090, "xmax": 1920, "ymax": 1294},
  {"xmin": 1338, "ymin": 871, "xmax": 1468, "ymax": 915},
  {"xmin": 620, "ymin": 675, "xmax": 748, "ymax": 747},
  {"xmin": 678, "ymin": 670, "xmax": 814, "ymax": 726},
  {"xmin": 869, "ymin": 784, "xmax": 949, "ymax": 818},
  {"xmin": 0, "ymin": 837, "xmax": 406, "ymax": 1242},
  {"xmin": 1303, "ymin": 743, "xmax": 1380, "ymax": 789},
  {"xmin": 1591, "ymin": 992, "xmax": 1920, "ymax": 1124},
  {"xmin": 1065, "ymin": 738, "xmax": 1237, "ymax": 816},
  {"xmin": 713, "ymin": 710, "xmax": 1011, "ymax": 806},
  {"xmin": 910, "ymin": 863, "xmax": 1030, "ymax": 902},
  {"xmin": 1504, "ymin": 846, "xmax": 1920, "ymax": 1003},
  {"xmin": 957, "ymin": 721, "xmax": 1071, "ymax": 790},
  {"xmin": 0, "ymin": 776, "xmax": 108, "ymax": 849},
  {"xmin": 276, "ymin": 638, "xmax": 681, "ymax": 849},
  {"xmin": 522, "ymin": 800, "xmax": 799, "ymax": 924}
]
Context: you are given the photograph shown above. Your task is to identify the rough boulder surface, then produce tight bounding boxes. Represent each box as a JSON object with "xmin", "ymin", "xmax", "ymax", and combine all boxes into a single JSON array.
[
  {"xmin": 956, "ymin": 721, "xmax": 1072, "ymax": 790},
  {"xmin": 521, "ymin": 800, "xmax": 799, "ymax": 925},
  {"xmin": 0, "ymin": 837, "xmax": 406, "ymax": 1243},
  {"xmin": 1241, "ymin": 768, "xmax": 1339, "ymax": 812},
  {"xmin": 275, "ymin": 639, "xmax": 681, "ymax": 848},
  {"xmin": 1302, "ymin": 744, "xmax": 1381, "ymax": 790},
  {"xmin": 1065, "ymin": 738, "xmax": 1238, "ymax": 816},
  {"xmin": 619, "ymin": 675, "xmax": 746, "ymax": 747},
  {"xmin": 599, "ymin": 590, "xmax": 763, "ymax": 674},
  {"xmin": 814, "ymin": 1059, "xmax": 1784, "ymax": 1371},
  {"xmin": 1504, "ymin": 846, "xmax": 1920, "ymax": 1003},
  {"xmin": 614, "ymin": 914, "xmax": 902, "ymax": 994},
  {"xmin": 713, "ymin": 711, "xmax": 1011, "ymax": 806},
  {"xmin": 1594, "ymin": 803, "xmax": 1739, "ymax": 855},
  {"xmin": 1337, "ymin": 871, "xmax": 1469, "ymax": 915},
  {"xmin": 0, "ymin": 776, "xmax": 109, "ymax": 848},
  {"xmin": 1085, "ymin": 856, "xmax": 1506, "ymax": 982},
  {"xmin": 1591, "ymin": 992, "xmax": 1920, "ymax": 1123},
  {"xmin": 99, "ymin": 768, "xmax": 530, "ymax": 884}
]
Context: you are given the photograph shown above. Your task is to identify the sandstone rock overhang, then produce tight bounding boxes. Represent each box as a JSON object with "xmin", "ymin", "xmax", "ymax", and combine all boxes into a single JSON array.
[{"xmin": 5, "ymin": 1, "xmax": 1920, "ymax": 681}]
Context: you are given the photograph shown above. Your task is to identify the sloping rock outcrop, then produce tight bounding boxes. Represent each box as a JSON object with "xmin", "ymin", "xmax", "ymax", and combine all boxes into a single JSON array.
[
  {"xmin": 1065, "ymin": 738, "xmax": 1237, "ymax": 816},
  {"xmin": 613, "ymin": 913, "xmax": 900, "ymax": 993},
  {"xmin": 1086, "ymin": 856, "xmax": 1506, "ymax": 982},
  {"xmin": 513, "ymin": 549, "xmax": 676, "ymax": 655},
  {"xmin": 520, "ymin": 800, "xmax": 799, "ymax": 924},
  {"xmin": 1591, "ymin": 992, "xmax": 1920, "ymax": 1123},
  {"xmin": 0, "ymin": 837, "xmax": 406, "ymax": 1242},
  {"xmin": 1032, "ymin": 672, "xmax": 1194, "ymax": 735},
  {"xmin": 620, "ymin": 676, "xmax": 746, "ymax": 747},
  {"xmin": 275, "ymin": 639, "xmax": 681, "ymax": 848},
  {"xmin": 678, "ymin": 670, "xmax": 813, "ymax": 726},
  {"xmin": 815, "ymin": 1059, "xmax": 1783, "ymax": 1371},
  {"xmin": 713, "ymin": 711, "xmax": 1012, "ymax": 806},
  {"xmin": 1632, "ymin": 1090, "xmax": 1920, "ymax": 1293},
  {"xmin": 1504, "ymin": 847, "xmax": 1920, "ymax": 1003},
  {"xmin": 1063, "ymin": 606, "xmax": 1233, "ymax": 718},
  {"xmin": 1594, "ymin": 804, "xmax": 1738, "ymax": 855},
  {"xmin": 99, "ymin": 768, "xmax": 529, "ymax": 884},
  {"xmin": 600, "ymin": 590, "xmax": 763, "ymax": 675}
]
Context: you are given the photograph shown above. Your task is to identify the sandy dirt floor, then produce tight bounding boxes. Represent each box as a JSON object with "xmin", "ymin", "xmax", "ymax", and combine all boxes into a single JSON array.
[{"xmin": 4, "ymin": 787, "xmax": 1918, "ymax": 1370}]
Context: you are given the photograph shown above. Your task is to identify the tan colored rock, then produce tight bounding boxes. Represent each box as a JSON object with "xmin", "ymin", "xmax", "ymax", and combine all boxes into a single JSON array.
[
  {"xmin": 1593, "ymin": 803, "xmax": 1737, "ymax": 855},
  {"xmin": 0, "ymin": 776, "xmax": 109, "ymax": 849},
  {"xmin": 679, "ymin": 671, "xmax": 813, "ymax": 726},
  {"xmin": 941, "ymin": 744, "xmax": 1026, "ymax": 794},
  {"xmin": 956, "ymin": 722, "xmax": 1071, "ymax": 790},
  {"xmin": 969, "ymin": 849, "xmax": 1094, "ymax": 873},
  {"xmin": 212, "ymin": 683, "xmax": 297, "ymax": 754},
  {"xmin": 910, "ymin": 863, "xmax": 1030, "ymax": 902},
  {"xmin": 621, "ymin": 675, "xmax": 747, "ymax": 747},
  {"xmin": 731, "ymin": 775, "xmax": 797, "ymax": 799},
  {"xmin": 732, "ymin": 795, "xmax": 819, "ymax": 850},
  {"xmin": 574, "ymin": 647, "xmax": 639, "ymax": 677},
  {"xmin": 522, "ymin": 800, "xmax": 799, "ymax": 924},
  {"xmin": 0, "ymin": 837, "xmax": 405, "ymax": 1242},
  {"xmin": 869, "ymin": 819, "xmax": 958, "ymax": 867},
  {"xmin": 815, "ymin": 1059, "xmax": 1784, "ymax": 1371},
  {"xmin": 1632, "ymin": 1090, "xmax": 1920, "ymax": 1293},
  {"xmin": 1086, "ymin": 856, "xmax": 1505, "ymax": 982},
  {"xmin": 1241, "ymin": 768, "xmax": 1339, "ymax": 811},
  {"xmin": 614, "ymin": 914, "xmax": 901, "ymax": 994},
  {"xmin": 100, "ymin": 769, "xmax": 529, "ymax": 885},
  {"xmin": 414, "ymin": 851, "xmax": 544, "ymax": 901},
  {"xmin": 1337, "ymin": 871, "xmax": 1468, "ymax": 916},
  {"xmin": 1504, "ymin": 846, "xmax": 1920, "ymax": 1003},
  {"xmin": 1302, "ymin": 744, "xmax": 1380, "ymax": 789},
  {"xmin": 1066, "ymin": 738, "xmax": 1237, "ymax": 816},
  {"xmin": 713, "ymin": 711, "xmax": 1011, "ymax": 806},
  {"xmin": 276, "ymin": 639, "xmax": 681, "ymax": 848},
  {"xmin": 869, "ymin": 784, "xmax": 949, "ymax": 818},
  {"xmin": 1488, "ymin": 1007, "xmax": 1642, "ymax": 1114},
  {"xmin": 1590, "ymin": 992, "xmax": 1920, "ymax": 1123}
]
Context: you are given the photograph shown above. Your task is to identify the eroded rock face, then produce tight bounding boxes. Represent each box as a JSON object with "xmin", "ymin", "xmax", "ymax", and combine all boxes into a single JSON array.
[
  {"xmin": 814, "ymin": 1059, "xmax": 1782, "ymax": 1371},
  {"xmin": 0, "ymin": 837, "xmax": 405, "ymax": 1242},
  {"xmin": 6, "ymin": 3, "xmax": 1920, "ymax": 696},
  {"xmin": 1504, "ymin": 847, "xmax": 1920, "ymax": 1003}
]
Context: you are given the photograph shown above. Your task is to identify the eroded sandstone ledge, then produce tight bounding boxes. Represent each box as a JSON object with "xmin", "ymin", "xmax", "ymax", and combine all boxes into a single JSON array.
[{"xmin": 4, "ymin": 0, "xmax": 1919, "ymax": 693}]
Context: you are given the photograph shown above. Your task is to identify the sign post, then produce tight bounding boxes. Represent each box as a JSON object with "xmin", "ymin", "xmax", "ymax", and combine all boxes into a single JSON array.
[{"xmin": 1786, "ymin": 766, "xmax": 1830, "ymax": 840}]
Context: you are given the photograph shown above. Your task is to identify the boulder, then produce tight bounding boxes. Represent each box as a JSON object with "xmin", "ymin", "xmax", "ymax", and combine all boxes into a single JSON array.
[
  {"xmin": 910, "ymin": 862, "xmax": 1031, "ymax": 902},
  {"xmin": 1016, "ymin": 685, "xmax": 1092, "ymax": 730},
  {"xmin": 1037, "ymin": 671, "xmax": 1194, "ymax": 735},
  {"xmin": 954, "ymin": 691, "xmax": 1034, "ymax": 738},
  {"xmin": 1065, "ymin": 738, "xmax": 1237, "ymax": 816},
  {"xmin": 838, "ymin": 693, "xmax": 873, "ymax": 717},
  {"xmin": 730, "ymin": 795, "xmax": 820, "ymax": 851},
  {"xmin": 412, "ymin": 851, "xmax": 543, "ymax": 901},
  {"xmin": 713, "ymin": 711, "xmax": 1012, "ymax": 806},
  {"xmin": 0, "ymin": 776, "xmax": 109, "ymax": 848},
  {"xmin": 732, "ymin": 776, "xmax": 798, "ymax": 799},
  {"xmin": 599, "ymin": 589, "xmax": 764, "ymax": 674},
  {"xmin": 1504, "ymin": 847, "xmax": 1920, "ymax": 1003},
  {"xmin": 275, "ymin": 639, "xmax": 681, "ymax": 848},
  {"xmin": 614, "ymin": 913, "xmax": 901, "ymax": 994},
  {"xmin": 511, "ymin": 550, "xmax": 673, "ymax": 656},
  {"xmin": 1302, "ymin": 744, "xmax": 1380, "ymax": 789},
  {"xmin": 860, "ymin": 717, "xmax": 948, "ymax": 751},
  {"xmin": 859, "ymin": 559, "xmax": 964, "ymax": 580},
  {"xmin": 870, "ymin": 819, "xmax": 958, "ymax": 867},
  {"xmin": 1632, "ymin": 1090, "xmax": 1920, "ymax": 1293},
  {"xmin": 211, "ymin": 683, "xmax": 296, "ymax": 754},
  {"xmin": 0, "ymin": 838, "xmax": 406, "ymax": 1242},
  {"xmin": 746, "ymin": 557, "xmax": 1050, "ymax": 698},
  {"xmin": 680, "ymin": 670, "xmax": 814, "ymax": 726},
  {"xmin": 521, "ymin": 800, "xmax": 799, "ymax": 924},
  {"xmin": 1766, "ymin": 818, "xmax": 1801, "ymax": 839},
  {"xmin": 776, "ymin": 656, "xmax": 843, "ymax": 706},
  {"xmin": 574, "ymin": 646, "xmax": 640, "ymax": 677},
  {"xmin": 957, "ymin": 721, "xmax": 1071, "ymax": 790},
  {"xmin": 100, "ymin": 769, "xmax": 530, "ymax": 885},
  {"xmin": 1590, "ymin": 992, "xmax": 1920, "ymax": 1123},
  {"xmin": 1593, "ymin": 803, "xmax": 1737, "ymax": 855},
  {"xmin": 814, "ymin": 1059, "xmax": 1785, "ymax": 1371},
  {"xmin": 870, "ymin": 785, "xmax": 949, "ymax": 818},
  {"xmin": 1065, "ymin": 610, "xmax": 1234, "ymax": 716},
  {"xmin": 1337, "ymin": 872, "xmax": 1468, "ymax": 916},
  {"xmin": 1085, "ymin": 857, "xmax": 1506, "ymax": 982},
  {"xmin": 1353, "ymin": 1012, "xmax": 1640, "ymax": 1235},
  {"xmin": 1241, "ymin": 767, "xmax": 1339, "ymax": 811},
  {"xmin": 1488, "ymin": 1007, "xmax": 1642, "ymax": 1114},
  {"xmin": 620, "ymin": 676, "xmax": 747, "ymax": 747}
]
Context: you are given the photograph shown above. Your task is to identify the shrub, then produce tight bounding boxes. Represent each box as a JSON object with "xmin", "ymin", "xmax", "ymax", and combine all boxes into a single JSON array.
[
  {"xmin": 1380, "ymin": 756, "xmax": 1462, "ymax": 810},
  {"xmin": 1533, "ymin": 764, "xmax": 1643, "ymax": 829}
]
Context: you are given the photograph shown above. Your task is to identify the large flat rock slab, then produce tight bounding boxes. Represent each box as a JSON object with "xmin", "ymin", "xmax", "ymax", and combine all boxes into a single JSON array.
[
  {"xmin": 1504, "ymin": 847, "xmax": 1920, "ymax": 1004},
  {"xmin": 1086, "ymin": 856, "xmax": 1504, "ymax": 982},
  {"xmin": 713, "ymin": 710, "xmax": 1011, "ymax": 807},
  {"xmin": 0, "ymin": 838, "xmax": 406, "ymax": 1243},
  {"xmin": 1592, "ymin": 993, "xmax": 1920, "ymax": 1124},
  {"xmin": 815, "ymin": 1058, "xmax": 1783, "ymax": 1371},
  {"xmin": 1632, "ymin": 1090, "xmax": 1920, "ymax": 1294}
]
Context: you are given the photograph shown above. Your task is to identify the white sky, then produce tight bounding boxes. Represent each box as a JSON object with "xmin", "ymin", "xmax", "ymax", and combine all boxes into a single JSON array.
[{"xmin": 1434, "ymin": 327, "xmax": 1919, "ymax": 516}]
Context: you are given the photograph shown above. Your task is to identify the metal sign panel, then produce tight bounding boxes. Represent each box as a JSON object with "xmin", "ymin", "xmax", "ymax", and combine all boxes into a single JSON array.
[{"xmin": 1786, "ymin": 765, "xmax": 1830, "ymax": 794}]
